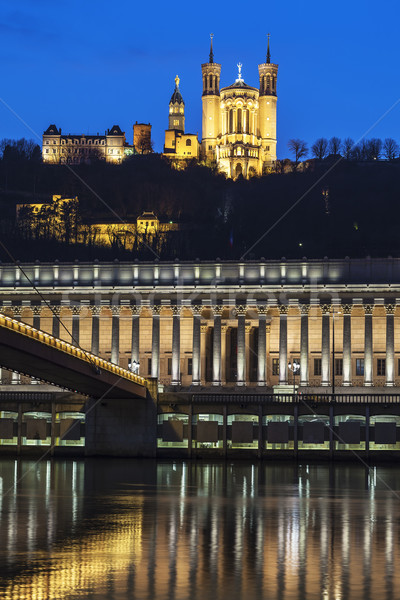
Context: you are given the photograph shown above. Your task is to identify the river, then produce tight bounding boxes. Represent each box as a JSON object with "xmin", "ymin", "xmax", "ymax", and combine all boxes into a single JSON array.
[{"xmin": 0, "ymin": 458, "xmax": 398, "ymax": 599}]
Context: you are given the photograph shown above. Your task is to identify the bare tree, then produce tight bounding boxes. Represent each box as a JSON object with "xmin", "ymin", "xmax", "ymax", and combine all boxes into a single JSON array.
[
  {"xmin": 328, "ymin": 137, "xmax": 342, "ymax": 156},
  {"xmin": 368, "ymin": 138, "xmax": 382, "ymax": 160},
  {"xmin": 343, "ymin": 138, "xmax": 355, "ymax": 160},
  {"xmin": 383, "ymin": 138, "xmax": 399, "ymax": 161},
  {"xmin": 287, "ymin": 139, "xmax": 308, "ymax": 169},
  {"xmin": 311, "ymin": 138, "xmax": 328, "ymax": 160}
]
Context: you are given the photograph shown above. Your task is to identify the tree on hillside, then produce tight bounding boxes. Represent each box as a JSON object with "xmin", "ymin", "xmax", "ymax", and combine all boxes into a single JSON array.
[
  {"xmin": 343, "ymin": 138, "xmax": 355, "ymax": 160},
  {"xmin": 383, "ymin": 138, "xmax": 399, "ymax": 161},
  {"xmin": 311, "ymin": 138, "xmax": 328, "ymax": 160},
  {"xmin": 287, "ymin": 139, "xmax": 308, "ymax": 169},
  {"xmin": 328, "ymin": 137, "xmax": 342, "ymax": 156}
]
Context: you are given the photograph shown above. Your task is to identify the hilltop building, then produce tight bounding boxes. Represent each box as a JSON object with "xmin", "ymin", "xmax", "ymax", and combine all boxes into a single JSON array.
[
  {"xmin": 163, "ymin": 76, "xmax": 200, "ymax": 163},
  {"xmin": 201, "ymin": 34, "xmax": 278, "ymax": 177},
  {"xmin": 42, "ymin": 125, "xmax": 127, "ymax": 164}
]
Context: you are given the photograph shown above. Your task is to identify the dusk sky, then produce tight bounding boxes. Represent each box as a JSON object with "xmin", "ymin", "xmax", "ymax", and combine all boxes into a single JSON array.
[{"xmin": 1, "ymin": 0, "xmax": 399, "ymax": 157}]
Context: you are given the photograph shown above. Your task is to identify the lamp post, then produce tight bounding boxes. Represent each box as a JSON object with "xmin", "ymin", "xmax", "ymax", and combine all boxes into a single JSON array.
[{"xmin": 288, "ymin": 359, "xmax": 300, "ymax": 396}]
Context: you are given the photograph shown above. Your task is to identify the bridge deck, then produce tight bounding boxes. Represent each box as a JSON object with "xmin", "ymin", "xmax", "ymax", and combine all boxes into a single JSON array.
[{"xmin": 0, "ymin": 313, "xmax": 147, "ymax": 400}]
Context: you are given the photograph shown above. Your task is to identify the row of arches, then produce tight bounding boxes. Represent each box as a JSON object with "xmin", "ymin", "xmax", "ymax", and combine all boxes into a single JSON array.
[
  {"xmin": 224, "ymin": 108, "xmax": 255, "ymax": 135},
  {"xmin": 203, "ymin": 73, "xmax": 219, "ymax": 92},
  {"xmin": 260, "ymin": 74, "xmax": 276, "ymax": 94}
]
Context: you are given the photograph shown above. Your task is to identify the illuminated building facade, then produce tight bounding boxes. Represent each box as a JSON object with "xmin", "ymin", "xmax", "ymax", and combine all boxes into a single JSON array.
[
  {"xmin": 1, "ymin": 258, "xmax": 400, "ymax": 456},
  {"xmin": 201, "ymin": 35, "xmax": 278, "ymax": 177},
  {"xmin": 163, "ymin": 76, "xmax": 200, "ymax": 162},
  {"xmin": 42, "ymin": 124, "xmax": 127, "ymax": 164}
]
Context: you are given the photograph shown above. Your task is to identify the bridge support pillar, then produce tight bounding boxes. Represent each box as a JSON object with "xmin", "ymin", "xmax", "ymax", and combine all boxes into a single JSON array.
[{"xmin": 85, "ymin": 384, "xmax": 157, "ymax": 457}]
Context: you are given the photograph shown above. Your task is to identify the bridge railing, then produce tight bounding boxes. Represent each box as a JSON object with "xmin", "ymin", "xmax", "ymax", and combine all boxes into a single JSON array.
[{"xmin": 0, "ymin": 313, "xmax": 147, "ymax": 387}]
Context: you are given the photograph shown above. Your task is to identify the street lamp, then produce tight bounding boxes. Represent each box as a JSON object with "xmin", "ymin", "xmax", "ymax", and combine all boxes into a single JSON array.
[{"xmin": 288, "ymin": 359, "xmax": 300, "ymax": 396}]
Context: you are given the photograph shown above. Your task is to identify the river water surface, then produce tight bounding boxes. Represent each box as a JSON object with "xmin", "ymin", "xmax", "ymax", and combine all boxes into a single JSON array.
[{"xmin": 0, "ymin": 458, "xmax": 399, "ymax": 599}]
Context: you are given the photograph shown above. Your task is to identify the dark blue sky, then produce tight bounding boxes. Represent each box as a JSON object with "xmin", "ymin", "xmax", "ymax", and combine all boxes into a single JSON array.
[{"xmin": 1, "ymin": 0, "xmax": 399, "ymax": 157}]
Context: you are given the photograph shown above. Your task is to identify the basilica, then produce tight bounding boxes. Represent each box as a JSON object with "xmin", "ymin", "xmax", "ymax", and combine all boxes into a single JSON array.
[{"xmin": 164, "ymin": 36, "xmax": 278, "ymax": 177}]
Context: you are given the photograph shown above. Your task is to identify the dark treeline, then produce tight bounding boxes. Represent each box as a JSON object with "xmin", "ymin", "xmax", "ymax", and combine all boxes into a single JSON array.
[{"xmin": 1, "ymin": 137, "xmax": 400, "ymax": 262}]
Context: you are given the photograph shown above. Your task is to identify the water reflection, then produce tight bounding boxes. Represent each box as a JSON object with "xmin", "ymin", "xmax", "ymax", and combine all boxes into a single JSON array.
[{"xmin": 0, "ymin": 459, "xmax": 399, "ymax": 599}]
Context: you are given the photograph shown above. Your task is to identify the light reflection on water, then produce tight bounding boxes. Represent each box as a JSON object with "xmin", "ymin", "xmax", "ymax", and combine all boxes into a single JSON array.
[{"xmin": 0, "ymin": 459, "xmax": 399, "ymax": 599}]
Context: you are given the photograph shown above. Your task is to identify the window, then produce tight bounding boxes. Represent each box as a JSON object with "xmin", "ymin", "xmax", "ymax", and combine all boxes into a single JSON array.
[
  {"xmin": 208, "ymin": 145, "xmax": 212, "ymax": 150},
  {"xmin": 335, "ymin": 358, "xmax": 343, "ymax": 376},
  {"xmin": 167, "ymin": 358, "xmax": 172, "ymax": 376},
  {"xmin": 266, "ymin": 145, "xmax": 270, "ymax": 151},
  {"xmin": 45, "ymin": 149, "xmax": 49, "ymax": 153},
  {"xmin": 356, "ymin": 358, "xmax": 364, "ymax": 376},
  {"xmin": 173, "ymin": 119, "xmax": 179, "ymax": 126},
  {"xmin": 186, "ymin": 139, "xmax": 192, "ymax": 146},
  {"xmin": 314, "ymin": 358, "xmax": 322, "ymax": 376},
  {"xmin": 45, "ymin": 140, "xmax": 49, "ymax": 145},
  {"xmin": 188, "ymin": 358, "xmax": 193, "ymax": 376},
  {"xmin": 147, "ymin": 358, "xmax": 152, "ymax": 375},
  {"xmin": 272, "ymin": 358, "xmax": 279, "ymax": 375},
  {"xmin": 52, "ymin": 149, "xmax": 56, "ymax": 154},
  {"xmin": 377, "ymin": 358, "xmax": 386, "ymax": 376}
]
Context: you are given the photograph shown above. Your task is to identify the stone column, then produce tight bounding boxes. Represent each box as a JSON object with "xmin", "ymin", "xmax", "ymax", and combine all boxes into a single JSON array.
[
  {"xmin": 52, "ymin": 305, "xmax": 61, "ymax": 339},
  {"xmin": 11, "ymin": 306, "xmax": 21, "ymax": 384},
  {"xmin": 279, "ymin": 305, "xmax": 288, "ymax": 385},
  {"xmin": 364, "ymin": 304, "xmax": 373, "ymax": 386},
  {"xmin": 151, "ymin": 306, "xmax": 161, "ymax": 379},
  {"xmin": 91, "ymin": 305, "xmax": 100, "ymax": 355},
  {"xmin": 221, "ymin": 325, "xmax": 227, "ymax": 385},
  {"xmin": 200, "ymin": 324, "xmax": 207, "ymax": 385},
  {"xmin": 110, "ymin": 305, "xmax": 120, "ymax": 365},
  {"xmin": 236, "ymin": 306, "xmax": 246, "ymax": 386},
  {"xmin": 257, "ymin": 306, "xmax": 267, "ymax": 386},
  {"xmin": 192, "ymin": 306, "xmax": 201, "ymax": 386},
  {"xmin": 342, "ymin": 304, "xmax": 352, "ymax": 386},
  {"xmin": 131, "ymin": 305, "xmax": 140, "ymax": 368},
  {"xmin": 171, "ymin": 306, "xmax": 181, "ymax": 386},
  {"xmin": 245, "ymin": 324, "xmax": 252, "ymax": 385},
  {"xmin": 300, "ymin": 304, "xmax": 310, "ymax": 386},
  {"xmin": 32, "ymin": 305, "xmax": 42, "ymax": 385},
  {"xmin": 212, "ymin": 306, "xmax": 222, "ymax": 386},
  {"xmin": 321, "ymin": 305, "xmax": 331, "ymax": 386},
  {"xmin": 385, "ymin": 304, "xmax": 395, "ymax": 387},
  {"xmin": 71, "ymin": 305, "xmax": 80, "ymax": 346}
]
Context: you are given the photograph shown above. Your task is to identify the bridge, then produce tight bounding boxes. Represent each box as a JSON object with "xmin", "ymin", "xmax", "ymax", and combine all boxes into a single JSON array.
[{"xmin": 0, "ymin": 313, "xmax": 147, "ymax": 400}]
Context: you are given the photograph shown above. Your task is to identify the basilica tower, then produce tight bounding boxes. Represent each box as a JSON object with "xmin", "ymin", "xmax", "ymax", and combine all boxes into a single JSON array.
[
  {"xmin": 201, "ymin": 35, "xmax": 221, "ymax": 160},
  {"xmin": 169, "ymin": 75, "xmax": 185, "ymax": 132},
  {"xmin": 258, "ymin": 34, "xmax": 278, "ymax": 168}
]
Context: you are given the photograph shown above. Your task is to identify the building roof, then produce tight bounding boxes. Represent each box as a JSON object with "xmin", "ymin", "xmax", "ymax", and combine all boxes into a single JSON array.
[
  {"xmin": 44, "ymin": 124, "xmax": 60, "ymax": 135},
  {"xmin": 170, "ymin": 75, "xmax": 184, "ymax": 105},
  {"xmin": 222, "ymin": 79, "xmax": 258, "ymax": 92},
  {"xmin": 138, "ymin": 211, "xmax": 158, "ymax": 220},
  {"xmin": 108, "ymin": 125, "xmax": 124, "ymax": 136}
]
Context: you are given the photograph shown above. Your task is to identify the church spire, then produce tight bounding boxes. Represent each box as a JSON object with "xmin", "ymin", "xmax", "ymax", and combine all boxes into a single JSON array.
[
  {"xmin": 209, "ymin": 33, "xmax": 214, "ymax": 63},
  {"xmin": 266, "ymin": 33, "xmax": 271, "ymax": 64}
]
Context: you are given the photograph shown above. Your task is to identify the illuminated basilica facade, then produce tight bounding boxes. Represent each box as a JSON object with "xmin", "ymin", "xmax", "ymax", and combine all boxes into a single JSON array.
[{"xmin": 201, "ymin": 35, "xmax": 278, "ymax": 177}]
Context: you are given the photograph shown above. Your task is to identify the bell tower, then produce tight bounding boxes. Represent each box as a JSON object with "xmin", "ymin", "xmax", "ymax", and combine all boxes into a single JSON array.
[
  {"xmin": 169, "ymin": 75, "xmax": 185, "ymax": 133},
  {"xmin": 258, "ymin": 34, "xmax": 278, "ymax": 168},
  {"xmin": 201, "ymin": 34, "xmax": 221, "ymax": 160}
]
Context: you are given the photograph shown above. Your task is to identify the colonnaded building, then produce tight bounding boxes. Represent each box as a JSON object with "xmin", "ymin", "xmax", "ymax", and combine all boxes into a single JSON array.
[{"xmin": 1, "ymin": 258, "xmax": 400, "ymax": 458}]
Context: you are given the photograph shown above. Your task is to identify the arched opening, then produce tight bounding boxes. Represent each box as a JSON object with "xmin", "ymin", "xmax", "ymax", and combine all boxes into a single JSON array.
[
  {"xmin": 248, "ymin": 166, "xmax": 256, "ymax": 178},
  {"xmin": 186, "ymin": 139, "xmax": 192, "ymax": 146},
  {"xmin": 245, "ymin": 109, "xmax": 250, "ymax": 134},
  {"xmin": 266, "ymin": 75, "xmax": 270, "ymax": 91},
  {"xmin": 209, "ymin": 74, "xmax": 213, "ymax": 90},
  {"xmin": 237, "ymin": 108, "xmax": 242, "ymax": 133},
  {"xmin": 229, "ymin": 110, "xmax": 233, "ymax": 134},
  {"xmin": 235, "ymin": 163, "xmax": 243, "ymax": 178}
]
